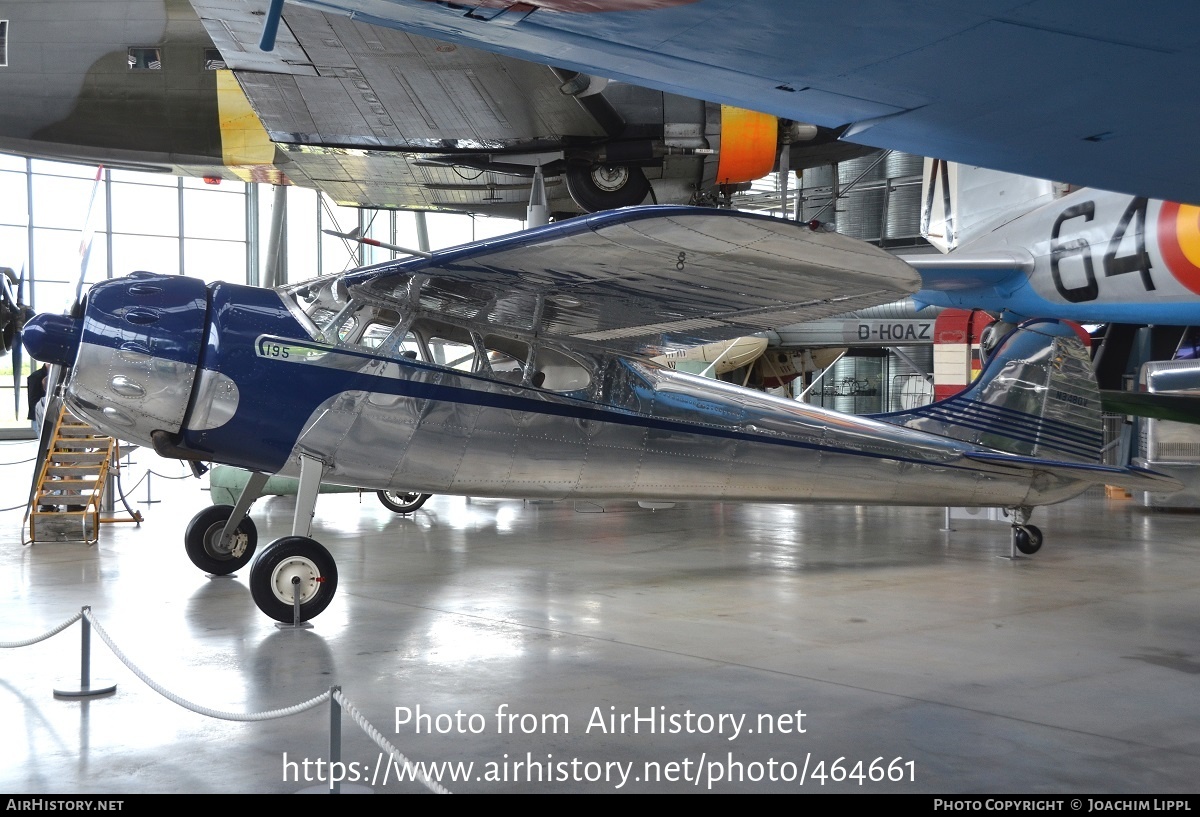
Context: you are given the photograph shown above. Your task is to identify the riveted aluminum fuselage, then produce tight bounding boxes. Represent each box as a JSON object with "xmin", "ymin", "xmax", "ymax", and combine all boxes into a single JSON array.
[{"xmin": 62, "ymin": 274, "xmax": 1092, "ymax": 510}]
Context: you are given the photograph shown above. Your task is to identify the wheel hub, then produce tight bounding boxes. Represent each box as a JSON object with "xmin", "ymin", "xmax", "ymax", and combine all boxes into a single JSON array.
[
  {"xmin": 591, "ymin": 165, "xmax": 629, "ymax": 192},
  {"xmin": 204, "ymin": 521, "xmax": 247, "ymax": 559},
  {"xmin": 269, "ymin": 557, "xmax": 323, "ymax": 605}
]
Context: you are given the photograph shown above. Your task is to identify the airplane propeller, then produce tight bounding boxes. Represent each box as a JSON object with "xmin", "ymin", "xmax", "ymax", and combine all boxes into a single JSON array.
[
  {"xmin": 20, "ymin": 166, "xmax": 103, "ymax": 528},
  {"xmin": 1, "ymin": 265, "xmax": 35, "ymax": 417}
]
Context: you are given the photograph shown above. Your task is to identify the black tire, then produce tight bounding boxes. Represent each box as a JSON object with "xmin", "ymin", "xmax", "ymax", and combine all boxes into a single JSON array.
[
  {"xmin": 249, "ymin": 536, "xmax": 339, "ymax": 624},
  {"xmin": 1014, "ymin": 525, "xmax": 1043, "ymax": 555},
  {"xmin": 565, "ymin": 163, "xmax": 651, "ymax": 212},
  {"xmin": 184, "ymin": 504, "xmax": 257, "ymax": 575},
  {"xmin": 377, "ymin": 490, "xmax": 431, "ymax": 514}
]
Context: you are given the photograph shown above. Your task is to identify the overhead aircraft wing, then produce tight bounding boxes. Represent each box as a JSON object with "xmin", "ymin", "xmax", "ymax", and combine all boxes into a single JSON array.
[
  {"xmin": 347, "ymin": 206, "xmax": 919, "ymax": 353},
  {"xmin": 190, "ymin": 0, "xmax": 602, "ymax": 216},
  {"xmin": 187, "ymin": 1, "xmax": 873, "ymax": 216},
  {"xmin": 288, "ymin": 0, "xmax": 1200, "ymax": 204}
]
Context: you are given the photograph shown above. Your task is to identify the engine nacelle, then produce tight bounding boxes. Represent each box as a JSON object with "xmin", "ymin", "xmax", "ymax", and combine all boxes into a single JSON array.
[
  {"xmin": 713, "ymin": 105, "xmax": 779, "ymax": 185},
  {"xmin": 44, "ymin": 273, "xmax": 208, "ymax": 448}
]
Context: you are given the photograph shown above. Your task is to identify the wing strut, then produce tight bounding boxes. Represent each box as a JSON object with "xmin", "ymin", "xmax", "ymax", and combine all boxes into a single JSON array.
[{"xmin": 259, "ymin": 0, "xmax": 286, "ymax": 51}]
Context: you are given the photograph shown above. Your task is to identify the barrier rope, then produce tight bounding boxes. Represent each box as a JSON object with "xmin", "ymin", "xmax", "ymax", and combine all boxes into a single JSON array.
[
  {"xmin": 0, "ymin": 610, "xmax": 83, "ymax": 648},
  {"xmin": 334, "ymin": 689, "xmax": 451, "ymax": 795},
  {"xmin": 82, "ymin": 609, "xmax": 330, "ymax": 722},
  {"xmin": 2, "ymin": 608, "xmax": 454, "ymax": 793}
]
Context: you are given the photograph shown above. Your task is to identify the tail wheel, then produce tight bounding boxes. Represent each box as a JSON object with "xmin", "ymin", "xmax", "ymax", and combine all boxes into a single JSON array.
[
  {"xmin": 249, "ymin": 536, "xmax": 338, "ymax": 623},
  {"xmin": 377, "ymin": 490, "xmax": 431, "ymax": 514},
  {"xmin": 184, "ymin": 504, "xmax": 257, "ymax": 574},
  {"xmin": 565, "ymin": 163, "xmax": 651, "ymax": 212},
  {"xmin": 1014, "ymin": 525, "xmax": 1043, "ymax": 555}
]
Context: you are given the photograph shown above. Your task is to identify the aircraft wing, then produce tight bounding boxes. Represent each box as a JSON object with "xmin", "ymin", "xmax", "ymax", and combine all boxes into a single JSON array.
[
  {"xmin": 286, "ymin": 0, "xmax": 1200, "ymax": 204},
  {"xmin": 190, "ymin": 1, "xmax": 603, "ymax": 216},
  {"xmin": 347, "ymin": 206, "xmax": 919, "ymax": 353}
]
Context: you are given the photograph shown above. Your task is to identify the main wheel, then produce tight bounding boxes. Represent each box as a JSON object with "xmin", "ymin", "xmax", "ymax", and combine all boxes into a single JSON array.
[
  {"xmin": 1014, "ymin": 524, "xmax": 1043, "ymax": 555},
  {"xmin": 184, "ymin": 505, "xmax": 257, "ymax": 575},
  {"xmin": 565, "ymin": 163, "xmax": 651, "ymax": 212},
  {"xmin": 249, "ymin": 536, "xmax": 339, "ymax": 623},
  {"xmin": 377, "ymin": 490, "xmax": 431, "ymax": 514}
]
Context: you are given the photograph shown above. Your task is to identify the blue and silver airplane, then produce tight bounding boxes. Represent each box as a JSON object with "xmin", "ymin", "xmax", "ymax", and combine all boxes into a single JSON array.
[{"xmin": 20, "ymin": 206, "xmax": 1180, "ymax": 623}]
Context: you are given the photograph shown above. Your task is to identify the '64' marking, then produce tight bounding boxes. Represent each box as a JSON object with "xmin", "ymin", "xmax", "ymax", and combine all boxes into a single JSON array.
[{"xmin": 1050, "ymin": 197, "xmax": 1153, "ymax": 303}]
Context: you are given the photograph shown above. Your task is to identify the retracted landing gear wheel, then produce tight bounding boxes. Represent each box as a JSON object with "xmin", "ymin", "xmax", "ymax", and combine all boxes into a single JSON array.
[
  {"xmin": 377, "ymin": 490, "xmax": 431, "ymax": 514},
  {"xmin": 1014, "ymin": 524, "xmax": 1043, "ymax": 555},
  {"xmin": 249, "ymin": 536, "xmax": 338, "ymax": 623},
  {"xmin": 565, "ymin": 163, "xmax": 651, "ymax": 212},
  {"xmin": 184, "ymin": 504, "xmax": 257, "ymax": 574}
]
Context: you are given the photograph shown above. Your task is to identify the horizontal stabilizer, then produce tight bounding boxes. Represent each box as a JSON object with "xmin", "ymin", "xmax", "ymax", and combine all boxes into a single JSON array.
[
  {"xmin": 963, "ymin": 451, "xmax": 1184, "ymax": 494},
  {"xmin": 905, "ymin": 251, "xmax": 1030, "ymax": 292}
]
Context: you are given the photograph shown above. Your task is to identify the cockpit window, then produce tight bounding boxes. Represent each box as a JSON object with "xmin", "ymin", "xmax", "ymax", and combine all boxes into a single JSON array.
[
  {"xmin": 537, "ymin": 347, "xmax": 591, "ymax": 392},
  {"xmin": 427, "ymin": 337, "xmax": 476, "ymax": 371},
  {"xmin": 281, "ymin": 280, "xmax": 594, "ymax": 392},
  {"xmin": 360, "ymin": 322, "xmax": 392, "ymax": 349}
]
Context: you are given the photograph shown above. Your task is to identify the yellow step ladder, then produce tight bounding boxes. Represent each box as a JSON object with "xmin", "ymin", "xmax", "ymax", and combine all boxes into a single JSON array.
[{"xmin": 27, "ymin": 406, "xmax": 140, "ymax": 544}]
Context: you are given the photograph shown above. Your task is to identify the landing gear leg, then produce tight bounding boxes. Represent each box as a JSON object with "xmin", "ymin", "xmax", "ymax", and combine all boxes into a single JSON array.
[
  {"xmin": 183, "ymin": 471, "xmax": 267, "ymax": 575},
  {"xmin": 249, "ymin": 454, "xmax": 339, "ymax": 625},
  {"xmin": 1005, "ymin": 505, "xmax": 1043, "ymax": 558}
]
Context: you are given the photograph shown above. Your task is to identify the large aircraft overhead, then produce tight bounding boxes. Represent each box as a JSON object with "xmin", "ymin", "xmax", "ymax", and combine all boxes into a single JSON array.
[
  {"xmin": 272, "ymin": 0, "xmax": 1200, "ymax": 204},
  {"xmin": 0, "ymin": 0, "xmax": 869, "ymax": 217}
]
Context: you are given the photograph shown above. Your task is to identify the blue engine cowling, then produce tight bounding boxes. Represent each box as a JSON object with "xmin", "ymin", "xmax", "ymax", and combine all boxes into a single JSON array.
[{"xmin": 25, "ymin": 273, "xmax": 209, "ymax": 448}]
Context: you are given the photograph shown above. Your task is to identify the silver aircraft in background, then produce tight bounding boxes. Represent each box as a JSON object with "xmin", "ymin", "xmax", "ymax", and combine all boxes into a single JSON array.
[{"xmin": 21, "ymin": 206, "xmax": 1180, "ymax": 623}]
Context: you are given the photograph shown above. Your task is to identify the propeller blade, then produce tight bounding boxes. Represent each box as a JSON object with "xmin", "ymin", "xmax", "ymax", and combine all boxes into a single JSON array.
[
  {"xmin": 11, "ymin": 340, "xmax": 21, "ymax": 417},
  {"xmin": 74, "ymin": 166, "xmax": 104, "ymax": 307},
  {"xmin": 0, "ymin": 268, "xmax": 15, "ymax": 354},
  {"xmin": 11, "ymin": 265, "xmax": 27, "ymax": 416}
]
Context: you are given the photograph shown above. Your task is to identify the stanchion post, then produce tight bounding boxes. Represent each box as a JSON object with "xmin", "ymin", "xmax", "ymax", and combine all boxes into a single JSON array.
[
  {"xmin": 330, "ymin": 687, "xmax": 342, "ymax": 795},
  {"xmin": 54, "ymin": 607, "xmax": 116, "ymax": 699},
  {"xmin": 139, "ymin": 471, "xmax": 160, "ymax": 505},
  {"xmin": 81, "ymin": 608, "xmax": 91, "ymax": 689}
]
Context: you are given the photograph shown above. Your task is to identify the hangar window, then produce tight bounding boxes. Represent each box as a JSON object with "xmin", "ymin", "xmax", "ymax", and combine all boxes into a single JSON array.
[
  {"xmin": 1, "ymin": 21, "xmax": 8, "ymax": 67},
  {"xmin": 127, "ymin": 47, "xmax": 162, "ymax": 70}
]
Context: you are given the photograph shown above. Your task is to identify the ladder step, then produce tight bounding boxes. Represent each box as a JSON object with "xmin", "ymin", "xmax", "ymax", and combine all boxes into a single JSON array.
[
  {"xmin": 47, "ymin": 452, "xmax": 107, "ymax": 462},
  {"xmin": 36, "ymin": 492, "xmax": 96, "ymax": 500},
  {"xmin": 47, "ymin": 467, "xmax": 103, "ymax": 477},
  {"xmin": 40, "ymin": 478, "xmax": 96, "ymax": 487}
]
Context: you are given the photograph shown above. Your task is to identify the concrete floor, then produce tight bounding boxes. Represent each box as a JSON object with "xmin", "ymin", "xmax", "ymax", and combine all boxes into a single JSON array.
[{"xmin": 1, "ymin": 440, "xmax": 1199, "ymax": 794}]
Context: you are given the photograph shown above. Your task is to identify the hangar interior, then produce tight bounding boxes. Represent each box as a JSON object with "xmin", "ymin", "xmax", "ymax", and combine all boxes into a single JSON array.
[{"xmin": 2, "ymin": 150, "xmax": 1200, "ymax": 794}]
